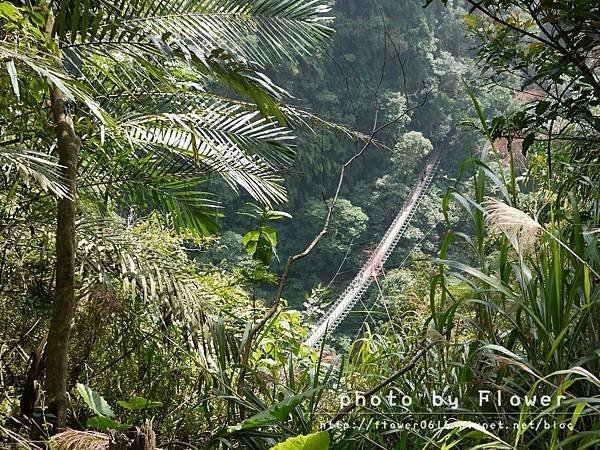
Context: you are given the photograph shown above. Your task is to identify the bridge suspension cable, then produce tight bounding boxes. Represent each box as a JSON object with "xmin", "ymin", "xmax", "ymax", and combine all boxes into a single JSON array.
[{"xmin": 304, "ymin": 149, "xmax": 442, "ymax": 348}]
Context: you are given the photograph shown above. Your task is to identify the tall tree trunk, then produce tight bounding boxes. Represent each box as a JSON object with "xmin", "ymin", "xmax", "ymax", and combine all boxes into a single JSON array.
[{"xmin": 45, "ymin": 86, "xmax": 81, "ymax": 428}]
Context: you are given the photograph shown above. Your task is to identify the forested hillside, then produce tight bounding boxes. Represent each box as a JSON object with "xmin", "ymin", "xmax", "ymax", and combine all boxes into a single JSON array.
[
  {"xmin": 1, "ymin": 0, "xmax": 598, "ymax": 449},
  {"xmin": 216, "ymin": 0, "xmax": 514, "ymax": 303}
]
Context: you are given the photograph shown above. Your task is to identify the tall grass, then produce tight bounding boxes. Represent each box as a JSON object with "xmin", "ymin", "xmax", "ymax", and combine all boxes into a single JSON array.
[
  {"xmin": 326, "ymin": 95, "xmax": 599, "ymax": 449},
  {"xmin": 422, "ymin": 97, "xmax": 600, "ymax": 448}
]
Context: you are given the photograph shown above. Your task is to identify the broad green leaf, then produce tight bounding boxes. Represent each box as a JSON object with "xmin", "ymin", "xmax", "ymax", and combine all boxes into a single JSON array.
[
  {"xmin": 242, "ymin": 226, "xmax": 278, "ymax": 266},
  {"xmin": 0, "ymin": 2, "xmax": 23, "ymax": 20},
  {"xmin": 521, "ymin": 132, "xmax": 535, "ymax": 156},
  {"xmin": 255, "ymin": 232, "xmax": 275, "ymax": 265},
  {"xmin": 269, "ymin": 432, "xmax": 330, "ymax": 450},
  {"xmin": 75, "ymin": 383, "xmax": 115, "ymax": 418},
  {"xmin": 261, "ymin": 226, "xmax": 277, "ymax": 247},
  {"xmin": 86, "ymin": 415, "xmax": 131, "ymax": 431},
  {"xmin": 266, "ymin": 210, "xmax": 292, "ymax": 220},
  {"xmin": 242, "ymin": 230, "xmax": 261, "ymax": 255},
  {"xmin": 228, "ymin": 387, "xmax": 322, "ymax": 432},
  {"xmin": 117, "ymin": 396, "xmax": 163, "ymax": 410}
]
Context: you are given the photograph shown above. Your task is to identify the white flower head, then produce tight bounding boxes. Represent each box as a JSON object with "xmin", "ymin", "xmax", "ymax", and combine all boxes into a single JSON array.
[{"xmin": 483, "ymin": 199, "xmax": 541, "ymax": 256}]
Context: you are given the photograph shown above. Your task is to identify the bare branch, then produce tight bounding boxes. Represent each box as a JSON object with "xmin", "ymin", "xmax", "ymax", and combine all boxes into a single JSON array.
[{"xmin": 328, "ymin": 340, "xmax": 437, "ymax": 424}]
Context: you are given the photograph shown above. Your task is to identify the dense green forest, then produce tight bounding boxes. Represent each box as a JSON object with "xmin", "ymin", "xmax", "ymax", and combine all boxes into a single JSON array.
[{"xmin": 1, "ymin": 0, "xmax": 598, "ymax": 449}]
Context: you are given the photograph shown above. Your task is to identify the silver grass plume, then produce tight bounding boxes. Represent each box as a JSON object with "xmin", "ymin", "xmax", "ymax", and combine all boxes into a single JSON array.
[
  {"xmin": 483, "ymin": 199, "xmax": 541, "ymax": 257},
  {"xmin": 483, "ymin": 198, "xmax": 599, "ymax": 278},
  {"xmin": 48, "ymin": 429, "xmax": 109, "ymax": 450}
]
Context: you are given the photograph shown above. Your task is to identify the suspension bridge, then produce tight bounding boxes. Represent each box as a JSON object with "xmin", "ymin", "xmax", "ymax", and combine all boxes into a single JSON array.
[{"xmin": 304, "ymin": 149, "xmax": 442, "ymax": 348}]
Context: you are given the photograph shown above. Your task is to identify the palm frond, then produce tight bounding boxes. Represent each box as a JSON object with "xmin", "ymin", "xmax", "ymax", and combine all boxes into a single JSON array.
[
  {"xmin": 56, "ymin": 0, "xmax": 333, "ymax": 66},
  {"xmin": 120, "ymin": 104, "xmax": 293, "ymax": 205},
  {"xmin": 0, "ymin": 147, "xmax": 71, "ymax": 198},
  {"xmin": 52, "ymin": 0, "xmax": 331, "ymax": 120},
  {"xmin": 66, "ymin": 43, "xmax": 292, "ymax": 126},
  {"xmin": 120, "ymin": 177, "xmax": 222, "ymax": 235},
  {"xmin": 76, "ymin": 215, "xmax": 216, "ymax": 330},
  {"xmin": 77, "ymin": 138, "xmax": 222, "ymax": 234},
  {"xmin": 0, "ymin": 43, "xmax": 114, "ymax": 125}
]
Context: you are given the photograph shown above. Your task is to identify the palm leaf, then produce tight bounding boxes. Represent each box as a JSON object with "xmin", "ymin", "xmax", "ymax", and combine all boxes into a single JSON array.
[
  {"xmin": 56, "ymin": 0, "xmax": 333, "ymax": 66},
  {"xmin": 77, "ymin": 138, "xmax": 222, "ymax": 234},
  {"xmin": 0, "ymin": 43, "xmax": 114, "ymax": 125},
  {"xmin": 119, "ymin": 103, "xmax": 293, "ymax": 205},
  {"xmin": 120, "ymin": 177, "xmax": 222, "ymax": 235},
  {"xmin": 53, "ymin": 0, "xmax": 331, "ymax": 121},
  {"xmin": 76, "ymin": 215, "xmax": 215, "ymax": 329},
  {"xmin": 0, "ymin": 147, "xmax": 70, "ymax": 198}
]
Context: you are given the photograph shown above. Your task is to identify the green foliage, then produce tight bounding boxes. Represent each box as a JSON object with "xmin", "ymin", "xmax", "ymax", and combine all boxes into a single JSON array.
[
  {"xmin": 451, "ymin": 0, "xmax": 600, "ymax": 186},
  {"xmin": 229, "ymin": 388, "xmax": 322, "ymax": 432},
  {"xmin": 0, "ymin": 1, "xmax": 335, "ymax": 444},
  {"xmin": 0, "ymin": 0, "xmax": 334, "ymax": 240},
  {"xmin": 288, "ymin": 198, "xmax": 369, "ymax": 278},
  {"xmin": 117, "ymin": 397, "xmax": 163, "ymax": 410},
  {"xmin": 263, "ymin": 0, "xmax": 496, "ymax": 301},
  {"xmin": 390, "ymin": 131, "xmax": 433, "ymax": 178},
  {"xmin": 242, "ymin": 205, "xmax": 291, "ymax": 266},
  {"xmin": 75, "ymin": 384, "xmax": 132, "ymax": 431},
  {"xmin": 243, "ymin": 226, "xmax": 279, "ymax": 266},
  {"xmin": 419, "ymin": 91, "xmax": 600, "ymax": 447},
  {"xmin": 75, "ymin": 391, "xmax": 164, "ymax": 432},
  {"xmin": 85, "ymin": 416, "xmax": 131, "ymax": 432},
  {"xmin": 75, "ymin": 384, "xmax": 115, "ymax": 419},
  {"xmin": 302, "ymin": 284, "xmax": 333, "ymax": 323},
  {"xmin": 269, "ymin": 431, "xmax": 330, "ymax": 450},
  {"xmin": 2, "ymin": 1, "xmax": 598, "ymax": 449}
]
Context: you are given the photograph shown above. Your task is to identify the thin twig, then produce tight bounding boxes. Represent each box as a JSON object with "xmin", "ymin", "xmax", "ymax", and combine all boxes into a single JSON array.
[{"xmin": 328, "ymin": 340, "xmax": 437, "ymax": 424}]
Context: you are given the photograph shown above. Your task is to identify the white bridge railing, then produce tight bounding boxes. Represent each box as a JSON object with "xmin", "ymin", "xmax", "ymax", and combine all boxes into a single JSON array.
[{"xmin": 304, "ymin": 150, "xmax": 442, "ymax": 348}]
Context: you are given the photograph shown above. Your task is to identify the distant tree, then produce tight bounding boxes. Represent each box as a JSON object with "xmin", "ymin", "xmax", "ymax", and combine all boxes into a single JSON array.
[
  {"xmin": 431, "ymin": 0, "xmax": 599, "ymax": 186},
  {"xmin": 364, "ymin": 131, "xmax": 434, "ymax": 232},
  {"xmin": 290, "ymin": 198, "xmax": 369, "ymax": 283},
  {"xmin": 390, "ymin": 131, "xmax": 433, "ymax": 178}
]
